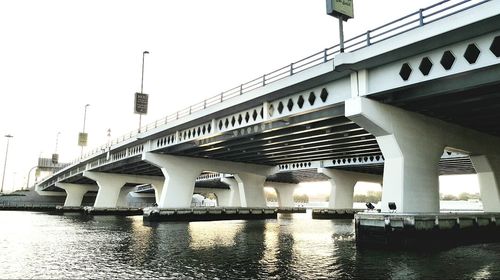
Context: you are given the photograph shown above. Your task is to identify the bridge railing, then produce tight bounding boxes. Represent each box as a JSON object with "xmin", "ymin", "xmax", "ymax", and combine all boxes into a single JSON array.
[
  {"xmin": 129, "ymin": 0, "xmax": 489, "ymax": 147},
  {"xmin": 40, "ymin": 0, "xmax": 489, "ymax": 188}
]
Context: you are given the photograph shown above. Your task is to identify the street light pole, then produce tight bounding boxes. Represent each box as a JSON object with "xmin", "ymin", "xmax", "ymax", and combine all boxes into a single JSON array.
[
  {"xmin": 1, "ymin": 134, "xmax": 13, "ymax": 194},
  {"xmin": 139, "ymin": 51, "xmax": 149, "ymax": 131},
  {"xmin": 80, "ymin": 104, "xmax": 90, "ymax": 157},
  {"xmin": 25, "ymin": 166, "xmax": 38, "ymax": 191},
  {"xmin": 82, "ymin": 104, "xmax": 90, "ymax": 134}
]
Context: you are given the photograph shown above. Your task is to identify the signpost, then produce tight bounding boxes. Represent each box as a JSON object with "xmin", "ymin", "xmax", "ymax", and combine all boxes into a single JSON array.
[
  {"xmin": 78, "ymin": 132, "xmax": 88, "ymax": 147},
  {"xmin": 135, "ymin": 51, "xmax": 150, "ymax": 132},
  {"xmin": 134, "ymin": 92, "xmax": 149, "ymax": 114},
  {"xmin": 326, "ymin": 0, "xmax": 354, "ymax": 53},
  {"xmin": 51, "ymin": 153, "xmax": 59, "ymax": 164}
]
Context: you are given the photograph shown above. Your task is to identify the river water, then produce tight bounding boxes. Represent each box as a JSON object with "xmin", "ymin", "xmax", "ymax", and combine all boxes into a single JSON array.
[{"xmin": 1, "ymin": 211, "xmax": 500, "ymax": 279}]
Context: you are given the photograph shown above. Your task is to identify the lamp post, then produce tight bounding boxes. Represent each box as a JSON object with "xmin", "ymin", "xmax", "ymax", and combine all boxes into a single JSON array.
[
  {"xmin": 26, "ymin": 166, "xmax": 38, "ymax": 191},
  {"xmin": 52, "ymin": 131, "xmax": 60, "ymax": 164},
  {"xmin": 80, "ymin": 104, "xmax": 90, "ymax": 157},
  {"xmin": 1, "ymin": 134, "xmax": 13, "ymax": 194},
  {"xmin": 138, "ymin": 50, "xmax": 149, "ymax": 131}
]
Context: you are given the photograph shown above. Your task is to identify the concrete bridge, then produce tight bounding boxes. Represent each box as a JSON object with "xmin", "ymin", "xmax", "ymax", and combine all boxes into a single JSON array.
[{"xmin": 36, "ymin": 0, "xmax": 500, "ymax": 214}]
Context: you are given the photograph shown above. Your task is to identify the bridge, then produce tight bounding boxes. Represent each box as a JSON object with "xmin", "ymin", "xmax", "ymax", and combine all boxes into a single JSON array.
[{"xmin": 36, "ymin": 0, "xmax": 500, "ymax": 214}]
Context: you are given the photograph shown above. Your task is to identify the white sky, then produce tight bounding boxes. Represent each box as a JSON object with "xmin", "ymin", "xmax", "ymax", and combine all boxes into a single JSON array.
[{"xmin": 0, "ymin": 0, "xmax": 479, "ymax": 194}]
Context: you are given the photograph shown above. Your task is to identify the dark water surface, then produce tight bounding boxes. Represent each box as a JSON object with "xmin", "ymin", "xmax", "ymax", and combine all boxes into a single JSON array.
[{"xmin": 1, "ymin": 211, "xmax": 500, "ymax": 279}]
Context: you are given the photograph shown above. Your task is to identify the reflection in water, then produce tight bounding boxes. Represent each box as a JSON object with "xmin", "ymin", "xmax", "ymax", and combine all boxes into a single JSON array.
[
  {"xmin": 1, "ymin": 211, "xmax": 500, "ymax": 279},
  {"xmin": 188, "ymin": 221, "xmax": 241, "ymax": 249}
]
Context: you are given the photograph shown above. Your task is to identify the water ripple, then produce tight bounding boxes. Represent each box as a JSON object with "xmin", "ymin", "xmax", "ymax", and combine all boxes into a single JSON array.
[{"xmin": 1, "ymin": 211, "xmax": 500, "ymax": 279}]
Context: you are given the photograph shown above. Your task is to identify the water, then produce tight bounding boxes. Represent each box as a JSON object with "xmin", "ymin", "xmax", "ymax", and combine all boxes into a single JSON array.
[{"xmin": 1, "ymin": 211, "xmax": 500, "ymax": 279}]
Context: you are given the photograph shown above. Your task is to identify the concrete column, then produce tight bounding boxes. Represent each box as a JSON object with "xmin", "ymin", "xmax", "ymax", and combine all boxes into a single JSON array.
[
  {"xmin": 221, "ymin": 178, "xmax": 241, "ymax": 207},
  {"xmin": 213, "ymin": 189, "xmax": 232, "ymax": 207},
  {"xmin": 320, "ymin": 169, "xmax": 357, "ymax": 209},
  {"xmin": 234, "ymin": 172, "xmax": 267, "ymax": 207},
  {"xmin": 267, "ymin": 182, "xmax": 298, "ymax": 207},
  {"xmin": 143, "ymin": 153, "xmax": 202, "ymax": 208},
  {"xmin": 148, "ymin": 179, "xmax": 164, "ymax": 204},
  {"xmin": 143, "ymin": 153, "xmax": 274, "ymax": 208},
  {"xmin": 471, "ymin": 155, "xmax": 500, "ymax": 212},
  {"xmin": 319, "ymin": 168, "xmax": 382, "ymax": 209},
  {"xmin": 56, "ymin": 183, "xmax": 98, "ymax": 207},
  {"xmin": 193, "ymin": 187, "xmax": 232, "ymax": 207},
  {"xmin": 346, "ymin": 97, "xmax": 444, "ymax": 213},
  {"xmin": 83, "ymin": 171, "xmax": 164, "ymax": 208}
]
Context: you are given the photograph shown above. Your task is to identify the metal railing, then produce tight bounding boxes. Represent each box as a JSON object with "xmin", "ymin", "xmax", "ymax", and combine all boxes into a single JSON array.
[{"xmin": 39, "ymin": 0, "xmax": 489, "ymax": 188}]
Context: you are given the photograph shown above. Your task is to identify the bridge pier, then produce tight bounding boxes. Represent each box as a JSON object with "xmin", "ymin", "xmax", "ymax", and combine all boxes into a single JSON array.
[
  {"xmin": 193, "ymin": 187, "xmax": 232, "ymax": 207},
  {"xmin": 470, "ymin": 155, "xmax": 500, "ymax": 212},
  {"xmin": 56, "ymin": 183, "xmax": 98, "ymax": 207},
  {"xmin": 221, "ymin": 178, "xmax": 241, "ymax": 207},
  {"xmin": 143, "ymin": 153, "xmax": 274, "ymax": 208},
  {"xmin": 318, "ymin": 168, "xmax": 382, "ymax": 209},
  {"xmin": 346, "ymin": 97, "xmax": 500, "ymax": 213},
  {"xmin": 234, "ymin": 173, "xmax": 267, "ymax": 207},
  {"xmin": 83, "ymin": 171, "xmax": 163, "ymax": 208},
  {"xmin": 266, "ymin": 182, "xmax": 298, "ymax": 208}
]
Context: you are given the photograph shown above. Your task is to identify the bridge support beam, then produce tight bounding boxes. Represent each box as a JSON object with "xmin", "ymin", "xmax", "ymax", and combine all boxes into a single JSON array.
[
  {"xmin": 143, "ymin": 153, "xmax": 274, "ymax": 208},
  {"xmin": 221, "ymin": 178, "xmax": 241, "ymax": 207},
  {"xmin": 471, "ymin": 155, "xmax": 500, "ymax": 212},
  {"xmin": 319, "ymin": 168, "xmax": 382, "ymax": 209},
  {"xmin": 266, "ymin": 182, "xmax": 298, "ymax": 208},
  {"xmin": 83, "ymin": 171, "xmax": 164, "ymax": 208},
  {"xmin": 56, "ymin": 183, "xmax": 98, "ymax": 207}
]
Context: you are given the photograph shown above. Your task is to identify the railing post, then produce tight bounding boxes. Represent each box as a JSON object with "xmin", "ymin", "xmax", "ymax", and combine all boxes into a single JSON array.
[
  {"xmin": 220, "ymin": 92, "xmax": 224, "ymax": 102},
  {"xmin": 419, "ymin": 9, "xmax": 424, "ymax": 26},
  {"xmin": 203, "ymin": 100, "xmax": 207, "ymax": 109},
  {"xmin": 366, "ymin": 31, "xmax": 371, "ymax": 46},
  {"xmin": 240, "ymin": 84, "xmax": 243, "ymax": 95},
  {"xmin": 176, "ymin": 112, "xmax": 179, "ymax": 120},
  {"xmin": 324, "ymin": 48, "xmax": 328, "ymax": 62},
  {"xmin": 263, "ymin": 74, "xmax": 266, "ymax": 86},
  {"xmin": 189, "ymin": 106, "xmax": 192, "ymax": 114},
  {"xmin": 290, "ymin": 63, "xmax": 294, "ymax": 75}
]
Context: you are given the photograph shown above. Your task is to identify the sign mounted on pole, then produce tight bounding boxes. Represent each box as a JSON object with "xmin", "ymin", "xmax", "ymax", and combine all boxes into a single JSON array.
[
  {"xmin": 326, "ymin": 0, "xmax": 354, "ymax": 21},
  {"xmin": 51, "ymin": 153, "xmax": 59, "ymax": 164},
  {"xmin": 78, "ymin": 132, "xmax": 88, "ymax": 147},
  {"xmin": 134, "ymin": 92, "xmax": 149, "ymax": 115}
]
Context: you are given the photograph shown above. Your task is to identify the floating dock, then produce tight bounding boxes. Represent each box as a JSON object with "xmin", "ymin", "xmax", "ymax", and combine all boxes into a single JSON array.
[
  {"xmin": 143, "ymin": 207, "xmax": 277, "ymax": 222},
  {"xmin": 355, "ymin": 212, "xmax": 500, "ymax": 249},
  {"xmin": 312, "ymin": 208, "xmax": 364, "ymax": 219}
]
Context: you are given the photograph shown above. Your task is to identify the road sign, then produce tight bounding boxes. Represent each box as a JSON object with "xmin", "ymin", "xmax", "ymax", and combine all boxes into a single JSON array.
[
  {"xmin": 51, "ymin": 153, "xmax": 59, "ymax": 164},
  {"xmin": 78, "ymin": 132, "xmax": 88, "ymax": 147},
  {"xmin": 134, "ymin": 92, "xmax": 149, "ymax": 114},
  {"xmin": 326, "ymin": 0, "xmax": 354, "ymax": 21}
]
